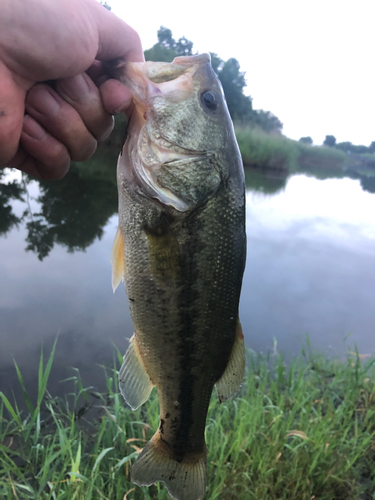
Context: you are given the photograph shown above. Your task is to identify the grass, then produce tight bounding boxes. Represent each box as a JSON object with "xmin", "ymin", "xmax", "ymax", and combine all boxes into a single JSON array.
[
  {"xmin": 236, "ymin": 127, "xmax": 299, "ymax": 172},
  {"xmin": 1, "ymin": 342, "xmax": 375, "ymax": 500},
  {"xmin": 235, "ymin": 127, "xmax": 351, "ymax": 178}
]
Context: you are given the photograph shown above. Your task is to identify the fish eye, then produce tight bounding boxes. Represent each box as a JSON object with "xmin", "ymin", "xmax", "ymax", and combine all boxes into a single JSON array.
[{"xmin": 200, "ymin": 90, "xmax": 218, "ymax": 111}]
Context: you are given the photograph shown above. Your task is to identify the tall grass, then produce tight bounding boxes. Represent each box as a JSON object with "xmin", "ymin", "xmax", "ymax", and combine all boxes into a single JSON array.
[
  {"xmin": 235, "ymin": 127, "xmax": 349, "ymax": 176},
  {"xmin": 1, "ymin": 342, "xmax": 375, "ymax": 499},
  {"xmin": 236, "ymin": 128, "xmax": 298, "ymax": 172}
]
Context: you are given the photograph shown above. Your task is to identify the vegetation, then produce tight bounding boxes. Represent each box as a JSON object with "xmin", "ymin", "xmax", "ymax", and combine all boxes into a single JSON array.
[
  {"xmin": 236, "ymin": 127, "xmax": 350, "ymax": 176},
  {"xmin": 298, "ymin": 137, "xmax": 313, "ymax": 145},
  {"xmin": 236, "ymin": 128, "xmax": 298, "ymax": 172},
  {"xmin": 1, "ymin": 342, "xmax": 375, "ymax": 499},
  {"xmin": 323, "ymin": 135, "xmax": 337, "ymax": 148}
]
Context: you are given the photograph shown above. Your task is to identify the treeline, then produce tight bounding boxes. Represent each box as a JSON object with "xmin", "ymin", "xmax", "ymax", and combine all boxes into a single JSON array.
[
  {"xmin": 299, "ymin": 135, "xmax": 375, "ymax": 156},
  {"xmin": 144, "ymin": 27, "xmax": 283, "ymax": 134}
]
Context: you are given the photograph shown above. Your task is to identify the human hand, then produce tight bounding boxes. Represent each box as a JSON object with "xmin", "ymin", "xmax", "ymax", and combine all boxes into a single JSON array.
[{"xmin": 0, "ymin": 0, "xmax": 143, "ymax": 179}]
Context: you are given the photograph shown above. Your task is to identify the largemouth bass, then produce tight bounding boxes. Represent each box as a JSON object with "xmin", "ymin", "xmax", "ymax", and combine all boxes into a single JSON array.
[{"xmin": 111, "ymin": 53, "xmax": 246, "ymax": 500}]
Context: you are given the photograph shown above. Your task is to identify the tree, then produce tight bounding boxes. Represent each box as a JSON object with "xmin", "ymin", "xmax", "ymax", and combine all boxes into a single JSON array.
[
  {"xmin": 175, "ymin": 36, "xmax": 193, "ymax": 57},
  {"xmin": 336, "ymin": 142, "xmax": 369, "ymax": 155},
  {"xmin": 252, "ymin": 110, "xmax": 283, "ymax": 134},
  {"xmin": 299, "ymin": 136, "xmax": 313, "ymax": 145},
  {"xmin": 144, "ymin": 26, "xmax": 193, "ymax": 63},
  {"xmin": 335, "ymin": 141, "xmax": 352, "ymax": 153},
  {"xmin": 323, "ymin": 135, "xmax": 336, "ymax": 147},
  {"xmin": 369, "ymin": 141, "xmax": 375, "ymax": 154},
  {"xmin": 215, "ymin": 57, "xmax": 253, "ymax": 123}
]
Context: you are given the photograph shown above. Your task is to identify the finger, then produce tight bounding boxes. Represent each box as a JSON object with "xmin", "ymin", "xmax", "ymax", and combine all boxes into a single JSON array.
[
  {"xmin": 0, "ymin": 62, "xmax": 26, "ymax": 166},
  {"xmin": 55, "ymin": 73, "xmax": 114, "ymax": 142},
  {"xmin": 86, "ymin": 60, "xmax": 105, "ymax": 83},
  {"xmin": 9, "ymin": 115, "xmax": 70, "ymax": 179},
  {"xmin": 99, "ymin": 78, "xmax": 133, "ymax": 115},
  {"xmin": 25, "ymin": 84, "xmax": 97, "ymax": 161}
]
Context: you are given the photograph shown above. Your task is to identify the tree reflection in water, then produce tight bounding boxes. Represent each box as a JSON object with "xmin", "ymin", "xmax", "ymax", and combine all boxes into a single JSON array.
[
  {"xmin": 25, "ymin": 152, "xmax": 118, "ymax": 260},
  {"xmin": 1, "ymin": 145, "xmax": 119, "ymax": 260},
  {"xmin": 0, "ymin": 170, "xmax": 25, "ymax": 235}
]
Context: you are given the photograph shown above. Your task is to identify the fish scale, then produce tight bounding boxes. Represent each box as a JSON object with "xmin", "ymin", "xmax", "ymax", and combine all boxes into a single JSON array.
[{"xmin": 111, "ymin": 53, "xmax": 246, "ymax": 500}]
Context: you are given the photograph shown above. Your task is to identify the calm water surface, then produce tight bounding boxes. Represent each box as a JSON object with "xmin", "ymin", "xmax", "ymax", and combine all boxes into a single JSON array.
[{"xmin": 1, "ymin": 163, "xmax": 374, "ymax": 405}]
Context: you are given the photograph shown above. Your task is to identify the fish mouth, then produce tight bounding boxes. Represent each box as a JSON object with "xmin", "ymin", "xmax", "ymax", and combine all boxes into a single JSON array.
[{"xmin": 110, "ymin": 53, "xmax": 211, "ymax": 96}]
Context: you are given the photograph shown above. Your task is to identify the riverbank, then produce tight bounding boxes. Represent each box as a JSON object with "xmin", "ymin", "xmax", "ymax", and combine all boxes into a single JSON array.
[
  {"xmin": 236, "ymin": 127, "xmax": 348, "ymax": 174},
  {"xmin": 235, "ymin": 127, "xmax": 375, "ymax": 187},
  {"xmin": 1, "ymin": 343, "xmax": 375, "ymax": 499}
]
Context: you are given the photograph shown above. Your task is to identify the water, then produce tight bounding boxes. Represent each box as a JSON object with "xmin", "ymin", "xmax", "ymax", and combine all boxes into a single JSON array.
[{"xmin": 1, "ymin": 158, "xmax": 375, "ymax": 406}]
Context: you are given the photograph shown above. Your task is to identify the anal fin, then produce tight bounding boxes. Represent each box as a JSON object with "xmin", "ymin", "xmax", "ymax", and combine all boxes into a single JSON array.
[
  {"xmin": 111, "ymin": 226, "xmax": 125, "ymax": 293},
  {"xmin": 119, "ymin": 335, "xmax": 154, "ymax": 410},
  {"xmin": 131, "ymin": 432, "xmax": 207, "ymax": 500},
  {"xmin": 215, "ymin": 320, "xmax": 245, "ymax": 402}
]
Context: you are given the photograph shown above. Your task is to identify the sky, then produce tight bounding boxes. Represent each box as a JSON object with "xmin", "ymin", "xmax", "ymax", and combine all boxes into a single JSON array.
[{"xmin": 108, "ymin": 0, "xmax": 375, "ymax": 147}]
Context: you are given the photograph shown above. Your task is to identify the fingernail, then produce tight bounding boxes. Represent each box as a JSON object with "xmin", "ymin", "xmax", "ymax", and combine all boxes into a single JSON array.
[
  {"xmin": 57, "ymin": 74, "xmax": 90, "ymax": 101},
  {"xmin": 22, "ymin": 115, "xmax": 46, "ymax": 140}
]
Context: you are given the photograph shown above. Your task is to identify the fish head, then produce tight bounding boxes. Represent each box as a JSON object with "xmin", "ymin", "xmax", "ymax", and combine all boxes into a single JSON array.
[{"xmin": 113, "ymin": 54, "xmax": 242, "ymax": 212}]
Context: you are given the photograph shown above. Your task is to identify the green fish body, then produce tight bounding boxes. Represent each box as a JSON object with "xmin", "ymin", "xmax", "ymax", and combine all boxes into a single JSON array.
[{"xmin": 111, "ymin": 54, "xmax": 246, "ymax": 500}]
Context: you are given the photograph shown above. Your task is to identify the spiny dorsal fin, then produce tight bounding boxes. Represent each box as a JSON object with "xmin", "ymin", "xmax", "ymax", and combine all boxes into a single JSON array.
[
  {"xmin": 119, "ymin": 335, "xmax": 154, "ymax": 410},
  {"xmin": 111, "ymin": 227, "xmax": 125, "ymax": 293},
  {"xmin": 215, "ymin": 320, "xmax": 245, "ymax": 402}
]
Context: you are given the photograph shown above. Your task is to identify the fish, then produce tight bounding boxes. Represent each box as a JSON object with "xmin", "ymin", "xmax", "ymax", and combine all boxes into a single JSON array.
[{"xmin": 110, "ymin": 53, "xmax": 246, "ymax": 500}]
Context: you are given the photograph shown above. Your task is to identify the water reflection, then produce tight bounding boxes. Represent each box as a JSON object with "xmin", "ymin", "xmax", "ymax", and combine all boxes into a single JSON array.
[
  {"xmin": 245, "ymin": 167, "xmax": 288, "ymax": 194},
  {"xmin": 1, "ymin": 147, "xmax": 118, "ymax": 259},
  {"xmin": 241, "ymin": 175, "xmax": 375, "ymax": 359},
  {"xmin": 25, "ymin": 156, "xmax": 118, "ymax": 260},
  {"xmin": 0, "ymin": 170, "xmax": 25, "ymax": 235},
  {"xmin": 1, "ymin": 156, "xmax": 375, "ymax": 408}
]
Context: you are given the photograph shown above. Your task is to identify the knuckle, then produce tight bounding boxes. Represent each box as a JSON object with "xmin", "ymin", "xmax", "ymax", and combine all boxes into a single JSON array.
[{"xmin": 26, "ymin": 85, "xmax": 61, "ymax": 116}]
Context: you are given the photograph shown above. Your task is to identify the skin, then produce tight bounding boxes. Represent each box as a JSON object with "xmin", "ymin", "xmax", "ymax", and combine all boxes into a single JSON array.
[{"xmin": 0, "ymin": 0, "xmax": 144, "ymax": 179}]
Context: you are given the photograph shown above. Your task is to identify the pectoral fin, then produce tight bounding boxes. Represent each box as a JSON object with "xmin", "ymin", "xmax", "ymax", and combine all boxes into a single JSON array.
[
  {"xmin": 119, "ymin": 335, "xmax": 154, "ymax": 410},
  {"xmin": 215, "ymin": 321, "xmax": 245, "ymax": 402},
  {"xmin": 111, "ymin": 227, "xmax": 125, "ymax": 293}
]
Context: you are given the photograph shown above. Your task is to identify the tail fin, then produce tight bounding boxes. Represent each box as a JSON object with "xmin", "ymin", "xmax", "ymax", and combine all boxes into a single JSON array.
[{"xmin": 131, "ymin": 432, "xmax": 207, "ymax": 500}]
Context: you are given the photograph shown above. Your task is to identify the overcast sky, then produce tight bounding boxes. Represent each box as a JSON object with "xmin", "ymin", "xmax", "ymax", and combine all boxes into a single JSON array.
[{"xmin": 109, "ymin": 0, "xmax": 375, "ymax": 147}]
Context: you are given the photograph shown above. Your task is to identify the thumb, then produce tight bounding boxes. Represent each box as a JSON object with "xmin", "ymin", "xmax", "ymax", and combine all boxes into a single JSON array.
[
  {"xmin": 0, "ymin": 63, "xmax": 27, "ymax": 166},
  {"xmin": 91, "ymin": 2, "xmax": 144, "ymax": 63}
]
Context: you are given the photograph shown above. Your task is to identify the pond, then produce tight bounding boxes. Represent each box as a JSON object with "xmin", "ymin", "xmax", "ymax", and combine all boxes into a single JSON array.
[{"xmin": 1, "ymin": 153, "xmax": 375, "ymax": 407}]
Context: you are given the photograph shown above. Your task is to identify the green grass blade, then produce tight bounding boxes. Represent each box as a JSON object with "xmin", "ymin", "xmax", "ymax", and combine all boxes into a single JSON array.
[{"xmin": 92, "ymin": 447, "xmax": 114, "ymax": 474}]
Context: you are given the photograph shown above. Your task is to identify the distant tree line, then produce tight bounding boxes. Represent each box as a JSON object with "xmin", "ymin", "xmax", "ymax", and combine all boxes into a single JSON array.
[
  {"xmin": 299, "ymin": 134, "xmax": 375, "ymax": 155},
  {"xmin": 144, "ymin": 27, "xmax": 283, "ymax": 134}
]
